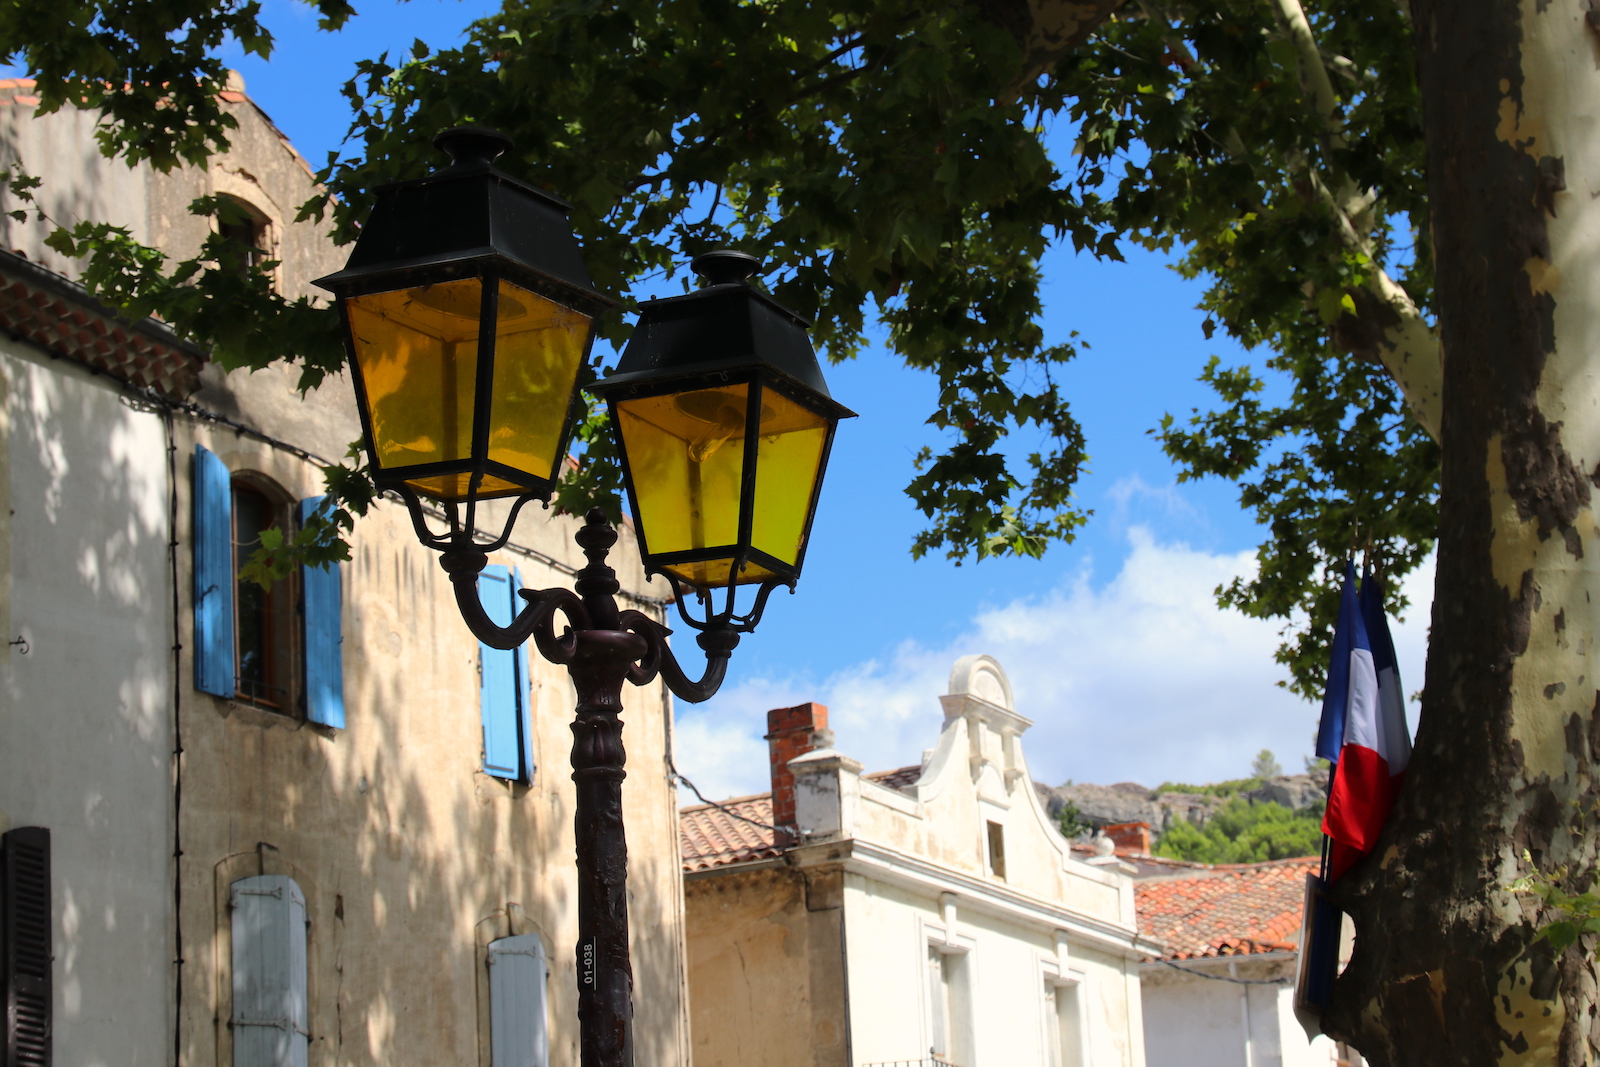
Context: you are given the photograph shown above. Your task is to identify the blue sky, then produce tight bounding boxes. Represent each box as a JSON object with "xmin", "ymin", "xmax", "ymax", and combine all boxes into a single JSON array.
[{"xmin": 34, "ymin": 0, "xmax": 1433, "ymax": 796}]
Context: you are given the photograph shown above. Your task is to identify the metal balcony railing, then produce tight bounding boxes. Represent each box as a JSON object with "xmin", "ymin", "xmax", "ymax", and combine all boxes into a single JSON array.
[{"xmin": 862, "ymin": 1059, "xmax": 965, "ymax": 1067}]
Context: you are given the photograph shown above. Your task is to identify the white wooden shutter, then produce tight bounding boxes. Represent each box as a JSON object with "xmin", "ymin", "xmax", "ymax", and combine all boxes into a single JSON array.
[
  {"xmin": 488, "ymin": 933, "xmax": 548, "ymax": 1067},
  {"xmin": 230, "ymin": 875, "xmax": 308, "ymax": 1067}
]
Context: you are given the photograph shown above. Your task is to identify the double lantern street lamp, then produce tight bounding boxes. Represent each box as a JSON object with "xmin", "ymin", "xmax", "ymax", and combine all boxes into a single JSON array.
[{"xmin": 312, "ymin": 126, "xmax": 853, "ymax": 1067}]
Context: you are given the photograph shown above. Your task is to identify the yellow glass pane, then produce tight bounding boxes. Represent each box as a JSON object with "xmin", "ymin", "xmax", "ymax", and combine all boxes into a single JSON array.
[
  {"xmin": 662, "ymin": 558, "xmax": 780, "ymax": 587},
  {"xmin": 617, "ymin": 384, "xmax": 748, "ymax": 561},
  {"xmin": 751, "ymin": 389, "xmax": 830, "ymax": 566},
  {"xmin": 404, "ymin": 472, "xmax": 527, "ymax": 500},
  {"xmin": 348, "ymin": 280, "xmax": 483, "ymax": 479},
  {"xmin": 488, "ymin": 279, "xmax": 590, "ymax": 480}
]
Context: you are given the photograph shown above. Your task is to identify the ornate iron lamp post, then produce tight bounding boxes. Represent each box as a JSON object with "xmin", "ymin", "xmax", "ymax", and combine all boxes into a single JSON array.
[{"xmin": 314, "ymin": 128, "xmax": 852, "ymax": 1067}]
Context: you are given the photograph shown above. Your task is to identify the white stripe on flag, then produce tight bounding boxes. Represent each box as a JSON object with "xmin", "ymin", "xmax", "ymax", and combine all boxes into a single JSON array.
[{"xmin": 1343, "ymin": 647, "xmax": 1380, "ymax": 751}]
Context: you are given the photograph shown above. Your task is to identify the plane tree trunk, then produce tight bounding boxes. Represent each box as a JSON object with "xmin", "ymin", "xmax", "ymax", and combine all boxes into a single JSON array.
[{"xmin": 1323, "ymin": 2, "xmax": 1600, "ymax": 1062}]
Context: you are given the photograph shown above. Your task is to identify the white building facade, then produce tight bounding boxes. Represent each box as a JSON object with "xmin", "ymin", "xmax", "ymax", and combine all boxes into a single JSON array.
[{"xmin": 681, "ymin": 655, "xmax": 1157, "ymax": 1067}]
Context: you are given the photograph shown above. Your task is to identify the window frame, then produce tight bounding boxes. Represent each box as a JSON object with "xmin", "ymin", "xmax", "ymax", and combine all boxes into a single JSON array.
[
  {"xmin": 215, "ymin": 194, "xmax": 275, "ymax": 285},
  {"xmin": 230, "ymin": 475, "xmax": 301, "ymax": 715},
  {"xmin": 1040, "ymin": 955, "xmax": 1088, "ymax": 1067}
]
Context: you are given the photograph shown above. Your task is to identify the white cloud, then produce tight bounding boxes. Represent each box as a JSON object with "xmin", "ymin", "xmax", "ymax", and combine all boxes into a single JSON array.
[{"xmin": 671, "ymin": 529, "xmax": 1433, "ymax": 802}]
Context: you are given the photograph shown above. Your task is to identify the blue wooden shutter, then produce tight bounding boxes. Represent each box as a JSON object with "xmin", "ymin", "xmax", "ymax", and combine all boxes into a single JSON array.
[
  {"xmin": 194, "ymin": 445, "xmax": 236, "ymax": 698},
  {"xmin": 479, "ymin": 566, "xmax": 525, "ymax": 780},
  {"xmin": 297, "ymin": 497, "xmax": 345, "ymax": 729},
  {"xmin": 488, "ymin": 933, "xmax": 548, "ymax": 1067},
  {"xmin": 513, "ymin": 568, "xmax": 535, "ymax": 783},
  {"xmin": 2, "ymin": 827, "xmax": 51, "ymax": 1067},
  {"xmin": 230, "ymin": 875, "xmax": 308, "ymax": 1067}
]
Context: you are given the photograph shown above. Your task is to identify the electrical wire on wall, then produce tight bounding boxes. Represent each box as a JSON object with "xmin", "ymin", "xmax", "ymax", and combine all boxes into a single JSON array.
[{"xmin": 162, "ymin": 405, "xmax": 185, "ymax": 1067}]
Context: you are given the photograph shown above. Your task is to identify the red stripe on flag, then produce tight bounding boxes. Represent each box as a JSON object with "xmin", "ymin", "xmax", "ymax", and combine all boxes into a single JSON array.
[{"xmin": 1323, "ymin": 744, "xmax": 1399, "ymax": 878}]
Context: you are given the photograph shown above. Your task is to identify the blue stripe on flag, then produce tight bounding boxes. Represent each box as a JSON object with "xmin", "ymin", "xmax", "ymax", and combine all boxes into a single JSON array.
[
  {"xmin": 1316, "ymin": 562, "xmax": 1371, "ymax": 764},
  {"xmin": 1360, "ymin": 565, "xmax": 1398, "ymax": 676}
]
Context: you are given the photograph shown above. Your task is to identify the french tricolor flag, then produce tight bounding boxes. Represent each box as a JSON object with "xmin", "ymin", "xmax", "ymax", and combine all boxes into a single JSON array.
[{"xmin": 1315, "ymin": 563, "xmax": 1412, "ymax": 882}]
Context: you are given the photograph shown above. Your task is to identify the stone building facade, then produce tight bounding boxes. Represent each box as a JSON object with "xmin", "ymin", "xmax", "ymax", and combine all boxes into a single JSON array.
[{"xmin": 0, "ymin": 77, "xmax": 691, "ymax": 1066}]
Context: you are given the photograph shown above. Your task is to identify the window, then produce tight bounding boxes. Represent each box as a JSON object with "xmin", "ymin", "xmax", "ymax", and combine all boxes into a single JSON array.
[
  {"xmin": 233, "ymin": 481, "xmax": 296, "ymax": 709},
  {"xmin": 986, "ymin": 820, "xmax": 1007, "ymax": 881},
  {"xmin": 217, "ymin": 196, "xmax": 271, "ymax": 280},
  {"xmin": 1045, "ymin": 981, "xmax": 1084, "ymax": 1067},
  {"xmin": 192, "ymin": 447, "xmax": 346, "ymax": 726},
  {"xmin": 488, "ymin": 933, "xmax": 549, "ymax": 1066},
  {"xmin": 230, "ymin": 875, "xmax": 308, "ymax": 1067},
  {"xmin": 2, "ymin": 827, "xmax": 51, "ymax": 1067},
  {"xmin": 927, "ymin": 945, "xmax": 973, "ymax": 1067}
]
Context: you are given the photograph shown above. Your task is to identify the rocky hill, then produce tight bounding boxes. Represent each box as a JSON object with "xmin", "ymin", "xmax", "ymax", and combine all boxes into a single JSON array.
[{"xmin": 1034, "ymin": 774, "xmax": 1327, "ymax": 840}]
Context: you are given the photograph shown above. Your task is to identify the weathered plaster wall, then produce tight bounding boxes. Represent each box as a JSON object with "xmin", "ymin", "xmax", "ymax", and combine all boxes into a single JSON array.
[
  {"xmin": 840, "ymin": 655, "xmax": 1134, "ymax": 937},
  {"xmin": 175, "ymin": 398, "xmax": 689, "ymax": 1067},
  {"xmin": 2, "ymin": 80, "xmax": 693, "ymax": 1067},
  {"xmin": 0, "ymin": 78, "xmax": 336, "ymax": 299},
  {"xmin": 839, "ymin": 872, "xmax": 1142, "ymax": 1067},
  {"xmin": 0, "ymin": 340, "xmax": 175, "ymax": 1066},
  {"xmin": 1139, "ymin": 955, "xmax": 1340, "ymax": 1067},
  {"xmin": 850, "ymin": 712, "xmax": 1129, "ymax": 929},
  {"xmin": 751, "ymin": 656, "xmax": 1149, "ymax": 1067},
  {"xmin": 0, "ymin": 92, "xmax": 151, "ymax": 277},
  {"xmin": 683, "ymin": 865, "xmax": 849, "ymax": 1067}
]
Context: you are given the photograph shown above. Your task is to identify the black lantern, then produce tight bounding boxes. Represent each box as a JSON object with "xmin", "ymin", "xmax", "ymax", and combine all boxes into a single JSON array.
[
  {"xmin": 591, "ymin": 251, "xmax": 855, "ymax": 628},
  {"xmin": 313, "ymin": 126, "xmax": 616, "ymax": 512},
  {"xmin": 320, "ymin": 131, "xmax": 857, "ymax": 1067}
]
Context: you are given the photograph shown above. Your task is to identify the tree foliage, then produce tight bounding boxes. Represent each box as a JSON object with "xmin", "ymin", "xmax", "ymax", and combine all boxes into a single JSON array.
[
  {"xmin": 1512, "ymin": 852, "xmax": 1600, "ymax": 955},
  {"xmin": 0, "ymin": 0, "xmax": 354, "ymax": 171},
  {"xmin": 0, "ymin": 0, "xmax": 1442, "ymax": 691},
  {"xmin": 1057, "ymin": 0, "xmax": 1438, "ymax": 696},
  {"xmin": 1156, "ymin": 796, "xmax": 1323, "ymax": 863}
]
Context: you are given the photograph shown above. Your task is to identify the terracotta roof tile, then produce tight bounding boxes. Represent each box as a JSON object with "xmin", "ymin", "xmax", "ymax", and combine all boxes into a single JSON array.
[
  {"xmin": 864, "ymin": 765, "xmax": 921, "ymax": 792},
  {"xmin": 680, "ymin": 793, "xmax": 782, "ymax": 872},
  {"xmin": 0, "ymin": 250, "xmax": 203, "ymax": 398},
  {"xmin": 1134, "ymin": 856, "xmax": 1318, "ymax": 960}
]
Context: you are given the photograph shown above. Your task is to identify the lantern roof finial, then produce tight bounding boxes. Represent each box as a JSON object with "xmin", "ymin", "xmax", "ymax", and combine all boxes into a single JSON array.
[
  {"xmin": 692, "ymin": 250, "xmax": 760, "ymax": 287},
  {"xmin": 433, "ymin": 125, "xmax": 513, "ymax": 168}
]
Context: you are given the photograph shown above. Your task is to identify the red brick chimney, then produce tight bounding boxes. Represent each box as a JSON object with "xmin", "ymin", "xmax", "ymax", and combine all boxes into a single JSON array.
[
  {"xmin": 766, "ymin": 702, "xmax": 830, "ymax": 845},
  {"xmin": 1103, "ymin": 821, "xmax": 1152, "ymax": 855}
]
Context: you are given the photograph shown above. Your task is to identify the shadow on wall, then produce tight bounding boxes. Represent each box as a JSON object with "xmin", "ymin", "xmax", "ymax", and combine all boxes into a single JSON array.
[
  {"xmin": 179, "ymin": 490, "xmax": 683, "ymax": 1067},
  {"xmin": 3, "ymin": 350, "xmax": 177, "ymax": 1066}
]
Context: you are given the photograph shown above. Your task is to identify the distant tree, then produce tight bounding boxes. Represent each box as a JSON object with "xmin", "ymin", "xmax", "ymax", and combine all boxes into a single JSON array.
[
  {"xmin": 1056, "ymin": 799, "xmax": 1091, "ymax": 840},
  {"xmin": 1155, "ymin": 798, "xmax": 1322, "ymax": 864},
  {"xmin": 1252, "ymin": 749, "xmax": 1284, "ymax": 781}
]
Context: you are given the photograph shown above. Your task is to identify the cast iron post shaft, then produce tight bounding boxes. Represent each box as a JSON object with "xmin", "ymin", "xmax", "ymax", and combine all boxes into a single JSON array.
[
  {"xmin": 440, "ymin": 509, "xmax": 740, "ymax": 1067},
  {"xmin": 565, "ymin": 519, "xmax": 643, "ymax": 1067}
]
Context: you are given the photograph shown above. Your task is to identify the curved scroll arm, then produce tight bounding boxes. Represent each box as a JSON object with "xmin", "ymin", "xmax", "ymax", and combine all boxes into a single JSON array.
[
  {"xmin": 619, "ymin": 609, "xmax": 741, "ymax": 704},
  {"xmin": 442, "ymin": 548, "xmax": 590, "ymax": 658},
  {"xmin": 664, "ymin": 575, "xmax": 790, "ymax": 634},
  {"xmin": 397, "ymin": 485, "xmax": 544, "ymax": 554}
]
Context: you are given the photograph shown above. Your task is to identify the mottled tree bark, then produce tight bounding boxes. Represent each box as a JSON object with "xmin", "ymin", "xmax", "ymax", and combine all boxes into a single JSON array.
[{"xmin": 1323, "ymin": 2, "xmax": 1600, "ymax": 1062}]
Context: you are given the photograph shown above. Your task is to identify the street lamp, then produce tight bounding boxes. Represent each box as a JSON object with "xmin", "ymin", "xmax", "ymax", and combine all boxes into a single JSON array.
[{"xmin": 314, "ymin": 128, "xmax": 852, "ymax": 1067}]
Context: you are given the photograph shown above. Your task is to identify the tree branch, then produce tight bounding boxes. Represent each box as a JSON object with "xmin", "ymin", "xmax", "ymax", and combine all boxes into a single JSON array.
[
  {"xmin": 982, "ymin": 0, "xmax": 1129, "ymax": 92},
  {"xmin": 1273, "ymin": 0, "xmax": 1442, "ymax": 441}
]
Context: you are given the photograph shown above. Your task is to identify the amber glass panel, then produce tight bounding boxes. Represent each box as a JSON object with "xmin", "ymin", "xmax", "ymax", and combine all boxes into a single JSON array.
[
  {"xmin": 616, "ymin": 384, "xmax": 749, "ymax": 564},
  {"xmin": 347, "ymin": 280, "xmax": 482, "ymax": 491},
  {"xmin": 488, "ymin": 279, "xmax": 590, "ymax": 482},
  {"xmin": 661, "ymin": 557, "xmax": 780, "ymax": 587},
  {"xmin": 751, "ymin": 388, "xmax": 830, "ymax": 566},
  {"xmin": 404, "ymin": 472, "xmax": 525, "ymax": 500}
]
